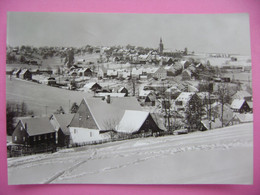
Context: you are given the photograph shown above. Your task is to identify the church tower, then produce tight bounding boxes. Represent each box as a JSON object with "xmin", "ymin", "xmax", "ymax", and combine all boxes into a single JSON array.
[{"xmin": 159, "ymin": 37, "xmax": 164, "ymax": 54}]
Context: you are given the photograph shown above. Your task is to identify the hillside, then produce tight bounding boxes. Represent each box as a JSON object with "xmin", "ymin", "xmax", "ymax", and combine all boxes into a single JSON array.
[{"xmin": 8, "ymin": 123, "xmax": 253, "ymax": 184}]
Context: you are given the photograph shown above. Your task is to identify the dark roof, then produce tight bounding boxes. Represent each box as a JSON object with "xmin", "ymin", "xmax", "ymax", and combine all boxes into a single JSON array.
[
  {"xmin": 53, "ymin": 114, "xmax": 74, "ymax": 135},
  {"xmin": 84, "ymin": 97, "xmax": 142, "ymax": 130},
  {"xmin": 20, "ymin": 117, "xmax": 55, "ymax": 136}
]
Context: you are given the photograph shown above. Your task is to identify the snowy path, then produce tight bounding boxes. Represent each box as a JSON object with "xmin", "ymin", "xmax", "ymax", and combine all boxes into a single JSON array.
[{"xmin": 8, "ymin": 123, "xmax": 253, "ymax": 184}]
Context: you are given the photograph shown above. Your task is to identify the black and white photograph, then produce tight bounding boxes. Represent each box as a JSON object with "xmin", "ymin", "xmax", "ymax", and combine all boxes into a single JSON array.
[{"xmin": 6, "ymin": 12, "xmax": 253, "ymax": 185}]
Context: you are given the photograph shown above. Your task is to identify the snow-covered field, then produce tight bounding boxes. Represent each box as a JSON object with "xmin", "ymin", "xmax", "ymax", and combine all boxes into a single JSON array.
[{"xmin": 8, "ymin": 123, "xmax": 253, "ymax": 185}]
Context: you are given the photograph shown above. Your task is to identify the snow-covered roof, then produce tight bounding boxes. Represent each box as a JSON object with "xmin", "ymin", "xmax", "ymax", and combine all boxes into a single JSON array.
[
  {"xmin": 95, "ymin": 93, "xmax": 126, "ymax": 97},
  {"xmin": 233, "ymin": 91, "xmax": 252, "ymax": 100},
  {"xmin": 83, "ymin": 82, "xmax": 99, "ymax": 89},
  {"xmin": 175, "ymin": 92, "xmax": 195, "ymax": 102},
  {"xmin": 231, "ymin": 99, "xmax": 246, "ymax": 109},
  {"xmin": 107, "ymin": 69, "xmax": 118, "ymax": 76},
  {"xmin": 20, "ymin": 69, "xmax": 30, "ymax": 75},
  {"xmin": 201, "ymin": 118, "xmax": 222, "ymax": 130},
  {"xmin": 139, "ymin": 90, "xmax": 152, "ymax": 97},
  {"xmin": 233, "ymin": 113, "xmax": 253, "ymax": 123},
  {"xmin": 116, "ymin": 110, "xmax": 149, "ymax": 133},
  {"xmin": 82, "ymin": 97, "xmax": 143, "ymax": 130},
  {"xmin": 20, "ymin": 117, "xmax": 55, "ymax": 136}
]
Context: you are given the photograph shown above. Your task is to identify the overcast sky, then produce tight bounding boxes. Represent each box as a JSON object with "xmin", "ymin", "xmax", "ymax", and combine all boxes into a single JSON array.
[{"xmin": 7, "ymin": 12, "xmax": 251, "ymax": 55}]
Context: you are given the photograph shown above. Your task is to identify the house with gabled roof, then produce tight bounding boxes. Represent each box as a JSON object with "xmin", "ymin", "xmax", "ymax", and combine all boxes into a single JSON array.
[
  {"xmin": 78, "ymin": 68, "xmax": 92, "ymax": 77},
  {"xmin": 12, "ymin": 117, "xmax": 56, "ymax": 147},
  {"xmin": 175, "ymin": 92, "xmax": 200, "ymax": 112},
  {"xmin": 12, "ymin": 69, "xmax": 21, "ymax": 78},
  {"xmin": 232, "ymin": 90, "xmax": 252, "ymax": 101},
  {"xmin": 69, "ymin": 97, "xmax": 164, "ymax": 144},
  {"xmin": 231, "ymin": 99, "xmax": 250, "ymax": 113},
  {"xmin": 182, "ymin": 69, "xmax": 192, "ymax": 80},
  {"xmin": 49, "ymin": 114, "xmax": 74, "ymax": 147},
  {"xmin": 19, "ymin": 69, "xmax": 32, "ymax": 80},
  {"xmin": 81, "ymin": 82, "xmax": 102, "ymax": 92},
  {"xmin": 227, "ymin": 113, "xmax": 253, "ymax": 126}
]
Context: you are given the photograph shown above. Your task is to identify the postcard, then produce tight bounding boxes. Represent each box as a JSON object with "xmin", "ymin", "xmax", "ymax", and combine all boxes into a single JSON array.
[{"xmin": 6, "ymin": 12, "xmax": 253, "ymax": 184}]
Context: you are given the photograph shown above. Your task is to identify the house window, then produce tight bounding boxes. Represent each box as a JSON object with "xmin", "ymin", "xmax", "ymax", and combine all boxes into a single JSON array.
[
  {"xmin": 33, "ymin": 136, "xmax": 36, "ymax": 141},
  {"xmin": 90, "ymin": 132, "xmax": 92, "ymax": 137},
  {"xmin": 38, "ymin": 136, "xmax": 41, "ymax": 140},
  {"xmin": 79, "ymin": 116, "xmax": 82, "ymax": 121},
  {"xmin": 14, "ymin": 136, "xmax": 17, "ymax": 141},
  {"xmin": 74, "ymin": 129, "xmax": 77, "ymax": 134},
  {"xmin": 146, "ymin": 120, "xmax": 149, "ymax": 125},
  {"xmin": 45, "ymin": 135, "xmax": 47, "ymax": 140},
  {"xmin": 20, "ymin": 126, "xmax": 23, "ymax": 131},
  {"xmin": 23, "ymin": 137, "xmax": 25, "ymax": 141},
  {"xmin": 50, "ymin": 134, "xmax": 53, "ymax": 138}
]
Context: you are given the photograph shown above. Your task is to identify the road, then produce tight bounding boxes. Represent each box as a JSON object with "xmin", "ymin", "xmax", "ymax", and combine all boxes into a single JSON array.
[{"xmin": 8, "ymin": 123, "xmax": 253, "ymax": 185}]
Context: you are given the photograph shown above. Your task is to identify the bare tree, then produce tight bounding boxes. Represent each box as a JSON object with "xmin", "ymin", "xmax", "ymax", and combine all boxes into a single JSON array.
[{"xmin": 217, "ymin": 83, "xmax": 231, "ymax": 127}]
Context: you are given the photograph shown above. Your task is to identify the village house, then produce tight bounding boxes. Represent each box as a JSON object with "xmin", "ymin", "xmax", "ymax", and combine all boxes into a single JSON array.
[
  {"xmin": 12, "ymin": 117, "xmax": 56, "ymax": 148},
  {"xmin": 199, "ymin": 118, "xmax": 222, "ymax": 131},
  {"xmin": 97, "ymin": 66, "xmax": 107, "ymax": 79},
  {"xmin": 232, "ymin": 90, "xmax": 252, "ymax": 102},
  {"xmin": 227, "ymin": 113, "xmax": 253, "ymax": 126},
  {"xmin": 81, "ymin": 82, "xmax": 102, "ymax": 92},
  {"xmin": 231, "ymin": 99, "xmax": 251, "ymax": 113},
  {"xmin": 68, "ymin": 96, "xmax": 164, "ymax": 144},
  {"xmin": 154, "ymin": 67, "xmax": 167, "ymax": 80},
  {"xmin": 144, "ymin": 93, "xmax": 156, "ymax": 106},
  {"xmin": 12, "ymin": 69, "xmax": 21, "ymax": 78},
  {"xmin": 117, "ymin": 87, "xmax": 129, "ymax": 96},
  {"xmin": 19, "ymin": 69, "xmax": 32, "ymax": 80},
  {"xmin": 182, "ymin": 69, "xmax": 192, "ymax": 80},
  {"xmin": 78, "ymin": 68, "xmax": 92, "ymax": 77},
  {"xmin": 174, "ymin": 92, "xmax": 200, "ymax": 112},
  {"xmin": 107, "ymin": 69, "xmax": 118, "ymax": 78},
  {"xmin": 49, "ymin": 114, "xmax": 74, "ymax": 147}
]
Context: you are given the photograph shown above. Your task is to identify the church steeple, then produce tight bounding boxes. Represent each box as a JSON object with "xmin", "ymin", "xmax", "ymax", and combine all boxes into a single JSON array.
[{"xmin": 159, "ymin": 37, "xmax": 164, "ymax": 54}]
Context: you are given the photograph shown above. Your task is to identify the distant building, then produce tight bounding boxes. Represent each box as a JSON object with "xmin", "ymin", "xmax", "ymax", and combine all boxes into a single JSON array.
[
  {"xmin": 182, "ymin": 69, "xmax": 192, "ymax": 80},
  {"xmin": 19, "ymin": 69, "xmax": 32, "ymax": 80},
  {"xmin": 231, "ymin": 99, "xmax": 250, "ymax": 113},
  {"xmin": 228, "ymin": 113, "xmax": 253, "ymax": 125}
]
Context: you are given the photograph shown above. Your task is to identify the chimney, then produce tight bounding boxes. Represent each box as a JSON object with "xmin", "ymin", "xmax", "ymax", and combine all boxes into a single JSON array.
[{"xmin": 106, "ymin": 95, "xmax": 111, "ymax": 104}]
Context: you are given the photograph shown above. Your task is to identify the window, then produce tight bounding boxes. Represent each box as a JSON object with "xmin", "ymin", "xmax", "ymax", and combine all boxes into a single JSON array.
[
  {"xmin": 90, "ymin": 132, "xmax": 92, "ymax": 137},
  {"xmin": 79, "ymin": 116, "xmax": 82, "ymax": 121},
  {"xmin": 14, "ymin": 136, "xmax": 17, "ymax": 141},
  {"xmin": 50, "ymin": 134, "xmax": 53, "ymax": 138},
  {"xmin": 146, "ymin": 120, "xmax": 149, "ymax": 125},
  {"xmin": 23, "ymin": 137, "xmax": 25, "ymax": 141},
  {"xmin": 33, "ymin": 136, "xmax": 36, "ymax": 141},
  {"xmin": 38, "ymin": 136, "xmax": 41, "ymax": 140},
  {"xmin": 20, "ymin": 126, "xmax": 23, "ymax": 131},
  {"xmin": 74, "ymin": 129, "xmax": 77, "ymax": 134},
  {"xmin": 45, "ymin": 135, "xmax": 47, "ymax": 140}
]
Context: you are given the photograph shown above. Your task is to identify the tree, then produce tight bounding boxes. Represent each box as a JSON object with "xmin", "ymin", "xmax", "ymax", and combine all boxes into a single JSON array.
[
  {"xmin": 185, "ymin": 94, "xmax": 204, "ymax": 132},
  {"xmin": 6, "ymin": 103, "xmax": 15, "ymax": 135},
  {"xmin": 70, "ymin": 102, "xmax": 79, "ymax": 113},
  {"xmin": 64, "ymin": 49, "xmax": 74, "ymax": 68},
  {"xmin": 217, "ymin": 83, "xmax": 231, "ymax": 127},
  {"xmin": 55, "ymin": 106, "xmax": 65, "ymax": 114}
]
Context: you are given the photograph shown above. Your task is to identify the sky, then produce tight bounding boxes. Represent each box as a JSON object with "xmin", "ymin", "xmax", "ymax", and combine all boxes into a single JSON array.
[{"xmin": 7, "ymin": 12, "xmax": 251, "ymax": 55}]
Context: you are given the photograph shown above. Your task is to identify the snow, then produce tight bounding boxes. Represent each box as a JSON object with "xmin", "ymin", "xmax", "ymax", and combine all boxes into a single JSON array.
[{"xmin": 8, "ymin": 123, "xmax": 253, "ymax": 185}]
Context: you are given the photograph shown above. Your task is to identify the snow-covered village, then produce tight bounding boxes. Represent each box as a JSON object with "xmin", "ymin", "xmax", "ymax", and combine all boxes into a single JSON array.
[{"xmin": 5, "ymin": 13, "xmax": 253, "ymax": 184}]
